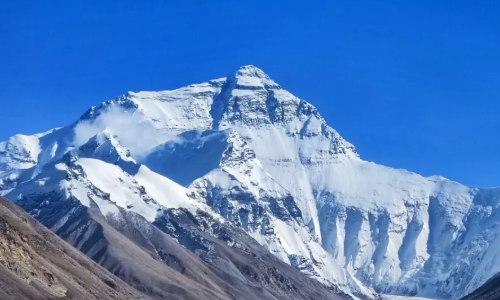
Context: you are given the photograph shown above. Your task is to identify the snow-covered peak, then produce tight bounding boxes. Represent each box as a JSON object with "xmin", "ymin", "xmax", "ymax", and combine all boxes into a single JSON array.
[
  {"xmin": 0, "ymin": 134, "xmax": 41, "ymax": 170},
  {"xmin": 68, "ymin": 65, "xmax": 357, "ymax": 161},
  {"xmin": 229, "ymin": 65, "xmax": 280, "ymax": 89},
  {"xmin": 79, "ymin": 131, "xmax": 132, "ymax": 161},
  {"xmin": 235, "ymin": 65, "xmax": 268, "ymax": 78}
]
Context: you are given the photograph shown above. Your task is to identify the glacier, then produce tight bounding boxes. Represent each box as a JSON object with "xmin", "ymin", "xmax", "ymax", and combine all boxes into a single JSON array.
[{"xmin": 1, "ymin": 65, "xmax": 499, "ymax": 300}]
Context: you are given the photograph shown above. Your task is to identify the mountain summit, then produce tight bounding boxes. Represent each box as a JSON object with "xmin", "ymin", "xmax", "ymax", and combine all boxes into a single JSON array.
[
  {"xmin": 1, "ymin": 66, "xmax": 500, "ymax": 300},
  {"xmin": 229, "ymin": 65, "xmax": 281, "ymax": 89}
]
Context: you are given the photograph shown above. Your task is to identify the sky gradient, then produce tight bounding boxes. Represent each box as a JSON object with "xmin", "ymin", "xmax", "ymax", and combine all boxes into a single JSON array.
[{"xmin": 1, "ymin": 0, "xmax": 499, "ymax": 187}]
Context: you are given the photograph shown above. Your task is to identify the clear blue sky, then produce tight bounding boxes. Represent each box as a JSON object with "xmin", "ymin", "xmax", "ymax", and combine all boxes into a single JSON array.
[{"xmin": 1, "ymin": 1, "xmax": 499, "ymax": 187}]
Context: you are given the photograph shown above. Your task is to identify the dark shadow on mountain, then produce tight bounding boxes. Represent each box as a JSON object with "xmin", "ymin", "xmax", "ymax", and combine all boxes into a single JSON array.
[{"xmin": 139, "ymin": 130, "xmax": 229, "ymax": 186}]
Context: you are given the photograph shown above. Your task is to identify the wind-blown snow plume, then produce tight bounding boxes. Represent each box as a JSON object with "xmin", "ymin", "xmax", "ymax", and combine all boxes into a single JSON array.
[{"xmin": 73, "ymin": 105, "xmax": 175, "ymax": 156}]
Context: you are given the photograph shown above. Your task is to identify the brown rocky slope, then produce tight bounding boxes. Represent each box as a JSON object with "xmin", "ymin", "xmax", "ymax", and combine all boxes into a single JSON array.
[{"xmin": 0, "ymin": 196, "xmax": 149, "ymax": 300}]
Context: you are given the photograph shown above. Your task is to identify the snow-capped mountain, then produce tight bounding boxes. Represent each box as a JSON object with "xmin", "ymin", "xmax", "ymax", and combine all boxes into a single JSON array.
[
  {"xmin": 1, "ymin": 65, "xmax": 499, "ymax": 300},
  {"xmin": 1, "ymin": 126, "xmax": 348, "ymax": 300}
]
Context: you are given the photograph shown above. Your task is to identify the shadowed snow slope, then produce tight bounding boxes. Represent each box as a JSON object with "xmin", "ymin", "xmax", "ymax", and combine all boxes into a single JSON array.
[
  {"xmin": 1, "ymin": 65, "xmax": 499, "ymax": 300},
  {"xmin": 460, "ymin": 273, "xmax": 500, "ymax": 300}
]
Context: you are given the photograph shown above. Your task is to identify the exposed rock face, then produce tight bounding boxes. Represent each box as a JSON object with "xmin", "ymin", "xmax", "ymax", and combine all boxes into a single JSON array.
[{"xmin": 1, "ymin": 65, "xmax": 500, "ymax": 300}]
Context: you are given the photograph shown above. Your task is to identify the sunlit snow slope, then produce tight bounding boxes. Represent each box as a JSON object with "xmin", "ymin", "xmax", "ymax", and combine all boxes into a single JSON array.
[{"xmin": 1, "ymin": 66, "xmax": 499, "ymax": 300}]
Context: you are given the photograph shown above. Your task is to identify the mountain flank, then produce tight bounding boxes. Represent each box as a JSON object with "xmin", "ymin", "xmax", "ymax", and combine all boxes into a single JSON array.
[{"xmin": 0, "ymin": 196, "xmax": 148, "ymax": 300}]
